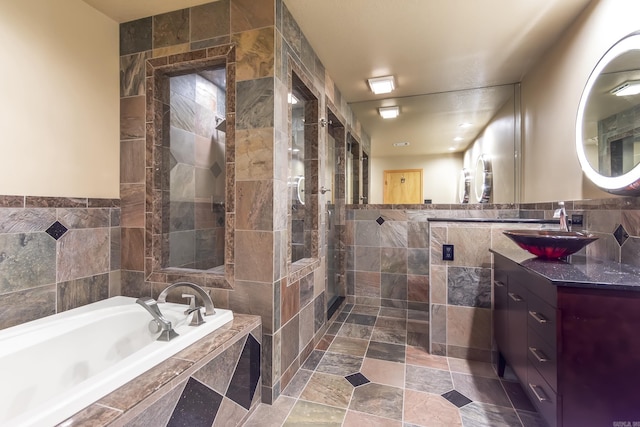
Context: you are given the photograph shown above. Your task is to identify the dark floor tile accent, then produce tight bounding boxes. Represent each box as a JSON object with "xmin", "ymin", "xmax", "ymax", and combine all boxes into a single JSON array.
[
  {"xmin": 366, "ymin": 341, "xmax": 405, "ymax": 363},
  {"xmin": 376, "ymin": 216, "xmax": 385, "ymax": 225},
  {"xmin": 226, "ymin": 334, "xmax": 261, "ymax": 410},
  {"xmin": 441, "ymin": 389, "xmax": 472, "ymax": 408},
  {"xmin": 335, "ymin": 311, "xmax": 349, "ymax": 322},
  {"xmin": 167, "ymin": 377, "xmax": 222, "ymax": 427},
  {"xmin": 345, "ymin": 313, "xmax": 377, "ymax": 326},
  {"xmin": 345, "ymin": 372, "xmax": 370, "ymax": 387},
  {"xmin": 45, "ymin": 220, "xmax": 68, "ymax": 240}
]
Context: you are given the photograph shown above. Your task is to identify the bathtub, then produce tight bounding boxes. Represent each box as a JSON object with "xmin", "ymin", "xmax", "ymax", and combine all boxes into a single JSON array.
[{"xmin": 0, "ymin": 296, "xmax": 233, "ymax": 427}]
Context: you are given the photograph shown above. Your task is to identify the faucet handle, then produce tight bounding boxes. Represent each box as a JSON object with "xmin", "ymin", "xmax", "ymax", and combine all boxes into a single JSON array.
[
  {"xmin": 182, "ymin": 293, "xmax": 196, "ymax": 314},
  {"xmin": 186, "ymin": 306, "xmax": 205, "ymax": 326}
]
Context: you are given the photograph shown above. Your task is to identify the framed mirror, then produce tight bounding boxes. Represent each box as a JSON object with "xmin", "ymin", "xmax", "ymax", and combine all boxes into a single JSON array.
[
  {"xmin": 474, "ymin": 154, "xmax": 492, "ymax": 203},
  {"xmin": 576, "ymin": 33, "xmax": 640, "ymax": 195}
]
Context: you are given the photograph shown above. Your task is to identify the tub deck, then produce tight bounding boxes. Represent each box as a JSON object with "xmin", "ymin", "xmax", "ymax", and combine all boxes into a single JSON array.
[{"xmin": 57, "ymin": 313, "xmax": 261, "ymax": 427}]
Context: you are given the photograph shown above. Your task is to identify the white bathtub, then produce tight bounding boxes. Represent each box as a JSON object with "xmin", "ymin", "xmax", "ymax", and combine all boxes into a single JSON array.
[{"xmin": 0, "ymin": 296, "xmax": 233, "ymax": 427}]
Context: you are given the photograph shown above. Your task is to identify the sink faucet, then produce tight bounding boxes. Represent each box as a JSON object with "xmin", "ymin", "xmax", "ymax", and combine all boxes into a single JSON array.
[
  {"xmin": 136, "ymin": 296, "xmax": 179, "ymax": 341},
  {"xmin": 158, "ymin": 282, "xmax": 216, "ymax": 316},
  {"xmin": 553, "ymin": 201, "xmax": 569, "ymax": 232}
]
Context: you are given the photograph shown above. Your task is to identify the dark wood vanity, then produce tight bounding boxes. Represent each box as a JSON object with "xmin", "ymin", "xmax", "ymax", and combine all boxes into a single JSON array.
[{"xmin": 492, "ymin": 249, "xmax": 640, "ymax": 427}]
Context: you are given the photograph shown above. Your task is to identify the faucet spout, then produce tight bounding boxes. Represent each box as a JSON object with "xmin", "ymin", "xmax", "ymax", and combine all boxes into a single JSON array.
[
  {"xmin": 553, "ymin": 201, "xmax": 570, "ymax": 232},
  {"xmin": 158, "ymin": 282, "xmax": 215, "ymax": 316},
  {"xmin": 136, "ymin": 296, "xmax": 179, "ymax": 341}
]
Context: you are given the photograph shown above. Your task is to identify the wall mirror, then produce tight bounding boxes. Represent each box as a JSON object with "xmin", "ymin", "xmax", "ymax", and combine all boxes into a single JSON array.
[
  {"xmin": 146, "ymin": 46, "xmax": 235, "ymax": 288},
  {"xmin": 351, "ymin": 84, "xmax": 519, "ymax": 204},
  {"xmin": 577, "ymin": 33, "xmax": 640, "ymax": 195},
  {"xmin": 457, "ymin": 168, "xmax": 470, "ymax": 203}
]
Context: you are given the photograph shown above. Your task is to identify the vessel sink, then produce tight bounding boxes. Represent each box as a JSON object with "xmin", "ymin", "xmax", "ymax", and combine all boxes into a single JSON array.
[{"xmin": 503, "ymin": 229, "xmax": 598, "ymax": 259}]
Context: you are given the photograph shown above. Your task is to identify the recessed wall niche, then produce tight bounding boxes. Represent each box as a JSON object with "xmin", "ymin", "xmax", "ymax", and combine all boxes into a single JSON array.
[{"xmin": 146, "ymin": 46, "xmax": 236, "ymax": 289}]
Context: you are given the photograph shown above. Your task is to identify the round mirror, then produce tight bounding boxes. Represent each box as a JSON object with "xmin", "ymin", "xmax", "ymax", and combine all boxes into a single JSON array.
[
  {"xmin": 576, "ymin": 33, "xmax": 640, "ymax": 195},
  {"xmin": 458, "ymin": 168, "xmax": 470, "ymax": 203},
  {"xmin": 296, "ymin": 175, "xmax": 305, "ymax": 205},
  {"xmin": 474, "ymin": 155, "xmax": 492, "ymax": 203}
]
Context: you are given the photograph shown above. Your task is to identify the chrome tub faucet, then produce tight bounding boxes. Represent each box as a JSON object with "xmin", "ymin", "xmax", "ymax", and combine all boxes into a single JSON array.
[{"xmin": 135, "ymin": 296, "xmax": 179, "ymax": 341}]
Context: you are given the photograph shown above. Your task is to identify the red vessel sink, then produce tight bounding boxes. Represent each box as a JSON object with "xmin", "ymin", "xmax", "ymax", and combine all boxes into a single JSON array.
[{"xmin": 503, "ymin": 229, "xmax": 598, "ymax": 259}]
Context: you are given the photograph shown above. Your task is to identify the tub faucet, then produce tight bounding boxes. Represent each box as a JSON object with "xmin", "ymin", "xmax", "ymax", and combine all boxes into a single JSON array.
[
  {"xmin": 136, "ymin": 297, "xmax": 179, "ymax": 341},
  {"xmin": 158, "ymin": 282, "xmax": 216, "ymax": 316}
]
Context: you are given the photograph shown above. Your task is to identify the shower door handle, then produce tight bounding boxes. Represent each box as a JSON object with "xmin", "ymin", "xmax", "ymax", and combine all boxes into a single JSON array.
[{"xmin": 320, "ymin": 186, "xmax": 331, "ymax": 194}]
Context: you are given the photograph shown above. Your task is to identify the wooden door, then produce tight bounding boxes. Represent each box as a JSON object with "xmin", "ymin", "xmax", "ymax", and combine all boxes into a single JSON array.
[{"xmin": 383, "ymin": 169, "xmax": 423, "ymax": 204}]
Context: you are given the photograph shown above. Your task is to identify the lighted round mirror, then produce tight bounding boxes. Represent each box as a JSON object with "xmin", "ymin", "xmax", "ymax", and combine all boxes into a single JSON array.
[
  {"xmin": 576, "ymin": 33, "xmax": 640, "ymax": 195},
  {"xmin": 474, "ymin": 155, "xmax": 492, "ymax": 203},
  {"xmin": 458, "ymin": 168, "xmax": 470, "ymax": 203},
  {"xmin": 295, "ymin": 175, "xmax": 305, "ymax": 205}
]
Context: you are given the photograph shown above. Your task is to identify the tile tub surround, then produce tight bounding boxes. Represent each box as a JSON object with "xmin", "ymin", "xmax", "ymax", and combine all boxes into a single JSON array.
[
  {"xmin": 59, "ymin": 314, "xmax": 261, "ymax": 426},
  {"xmin": 0, "ymin": 196, "xmax": 120, "ymax": 331}
]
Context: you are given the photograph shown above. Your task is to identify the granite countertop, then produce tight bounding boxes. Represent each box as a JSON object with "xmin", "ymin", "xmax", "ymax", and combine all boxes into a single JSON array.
[{"xmin": 491, "ymin": 247, "xmax": 640, "ymax": 291}]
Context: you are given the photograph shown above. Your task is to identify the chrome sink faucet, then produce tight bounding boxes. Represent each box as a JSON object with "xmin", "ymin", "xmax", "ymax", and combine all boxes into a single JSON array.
[
  {"xmin": 553, "ymin": 201, "xmax": 570, "ymax": 232},
  {"xmin": 158, "ymin": 282, "xmax": 216, "ymax": 316},
  {"xmin": 136, "ymin": 296, "xmax": 179, "ymax": 341}
]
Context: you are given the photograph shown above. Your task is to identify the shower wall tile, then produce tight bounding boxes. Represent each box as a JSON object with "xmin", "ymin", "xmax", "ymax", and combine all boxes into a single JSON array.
[
  {"xmin": 191, "ymin": 1, "xmax": 230, "ymax": 42},
  {"xmin": 121, "ymin": 227, "xmax": 145, "ymax": 271},
  {"xmin": 0, "ymin": 208, "xmax": 55, "ymax": 233},
  {"xmin": 153, "ymin": 9, "xmax": 190, "ymax": 49},
  {"xmin": 120, "ymin": 96, "xmax": 146, "ymax": 140},
  {"xmin": 229, "ymin": 280, "xmax": 274, "ymax": 334},
  {"xmin": 58, "ymin": 208, "xmax": 110, "ymax": 229},
  {"xmin": 236, "ymin": 77, "xmax": 275, "ymax": 129},
  {"xmin": 233, "ymin": 27, "xmax": 275, "ymax": 81},
  {"xmin": 231, "ymin": 0, "xmax": 275, "ymax": 33},
  {"xmin": 236, "ymin": 180, "xmax": 273, "ymax": 230},
  {"xmin": 121, "ymin": 52, "xmax": 150, "ymax": 97},
  {"xmin": 120, "ymin": 17, "xmax": 152, "ymax": 56},
  {"xmin": 235, "ymin": 230, "xmax": 273, "ymax": 282}
]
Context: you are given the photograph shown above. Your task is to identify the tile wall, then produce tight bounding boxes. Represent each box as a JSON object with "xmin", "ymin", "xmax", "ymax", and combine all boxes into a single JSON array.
[
  {"xmin": 118, "ymin": 0, "xmax": 370, "ymax": 404},
  {"xmin": 0, "ymin": 196, "xmax": 120, "ymax": 330}
]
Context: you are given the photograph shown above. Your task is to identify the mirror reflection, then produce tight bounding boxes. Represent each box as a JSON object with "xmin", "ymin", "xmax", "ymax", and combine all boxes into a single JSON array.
[
  {"xmin": 581, "ymin": 43, "xmax": 640, "ymax": 177},
  {"xmin": 352, "ymin": 84, "xmax": 518, "ymax": 204}
]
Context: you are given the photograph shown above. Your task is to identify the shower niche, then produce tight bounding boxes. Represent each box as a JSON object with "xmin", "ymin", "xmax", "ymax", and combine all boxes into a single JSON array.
[{"xmin": 146, "ymin": 46, "xmax": 236, "ymax": 288}]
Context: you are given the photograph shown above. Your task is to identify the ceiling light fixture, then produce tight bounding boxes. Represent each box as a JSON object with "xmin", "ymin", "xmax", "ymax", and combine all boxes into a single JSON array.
[
  {"xmin": 611, "ymin": 80, "xmax": 640, "ymax": 96},
  {"xmin": 453, "ymin": 136, "xmax": 464, "ymax": 141},
  {"xmin": 378, "ymin": 106, "xmax": 400, "ymax": 119},
  {"xmin": 393, "ymin": 141, "xmax": 410, "ymax": 147},
  {"xmin": 368, "ymin": 76, "xmax": 395, "ymax": 94},
  {"xmin": 459, "ymin": 122, "xmax": 473, "ymax": 128}
]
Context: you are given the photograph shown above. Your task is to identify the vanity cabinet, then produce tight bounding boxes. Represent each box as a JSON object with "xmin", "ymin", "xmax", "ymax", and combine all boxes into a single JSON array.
[{"xmin": 492, "ymin": 252, "xmax": 640, "ymax": 427}]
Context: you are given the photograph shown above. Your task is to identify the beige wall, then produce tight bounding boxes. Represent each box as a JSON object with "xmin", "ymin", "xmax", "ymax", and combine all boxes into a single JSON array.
[
  {"xmin": 521, "ymin": 0, "xmax": 640, "ymax": 203},
  {"xmin": 370, "ymin": 153, "xmax": 463, "ymax": 204},
  {"xmin": 0, "ymin": 0, "xmax": 119, "ymax": 198}
]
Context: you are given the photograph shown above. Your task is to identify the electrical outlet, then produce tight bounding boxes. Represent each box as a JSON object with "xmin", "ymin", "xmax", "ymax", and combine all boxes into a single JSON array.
[
  {"xmin": 443, "ymin": 244, "xmax": 454, "ymax": 261},
  {"xmin": 571, "ymin": 214, "xmax": 584, "ymax": 226}
]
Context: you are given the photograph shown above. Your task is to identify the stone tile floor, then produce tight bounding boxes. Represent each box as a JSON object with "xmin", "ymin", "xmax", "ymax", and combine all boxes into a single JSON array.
[{"xmin": 244, "ymin": 303, "xmax": 545, "ymax": 426}]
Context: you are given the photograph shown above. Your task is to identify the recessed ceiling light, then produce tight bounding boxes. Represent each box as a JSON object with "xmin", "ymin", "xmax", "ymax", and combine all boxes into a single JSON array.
[
  {"xmin": 453, "ymin": 136, "xmax": 464, "ymax": 141},
  {"xmin": 448, "ymin": 147, "xmax": 456, "ymax": 151},
  {"xmin": 459, "ymin": 122, "xmax": 473, "ymax": 128},
  {"xmin": 393, "ymin": 141, "xmax": 410, "ymax": 147},
  {"xmin": 611, "ymin": 80, "xmax": 640, "ymax": 96},
  {"xmin": 378, "ymin": 106, "xmax": 400, "ymax": 119},
  {"xmin": 368, "ymin": 76, "xmax": 395, "ymax": 94}
]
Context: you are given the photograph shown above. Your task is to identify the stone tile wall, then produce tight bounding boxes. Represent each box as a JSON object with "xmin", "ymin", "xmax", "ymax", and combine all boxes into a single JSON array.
[
  {"xmin": 118, "ymin": 0, "xmax": 369, "ymax": 404},
  {"xmin": 0, "ymin": 196, "xmax": 120, "ymax": 330}
]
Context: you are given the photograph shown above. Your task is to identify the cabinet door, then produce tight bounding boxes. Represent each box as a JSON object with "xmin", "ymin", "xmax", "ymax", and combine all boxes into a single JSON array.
[{"xmin": 506, "ymin": 280, "xmax": 528, "ymax": 384}]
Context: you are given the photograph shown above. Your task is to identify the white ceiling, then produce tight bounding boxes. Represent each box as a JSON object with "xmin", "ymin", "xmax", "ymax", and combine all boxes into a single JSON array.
[{"xmin": 82, "ymin": 0, "xmax": 593, "ymax": 157}]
